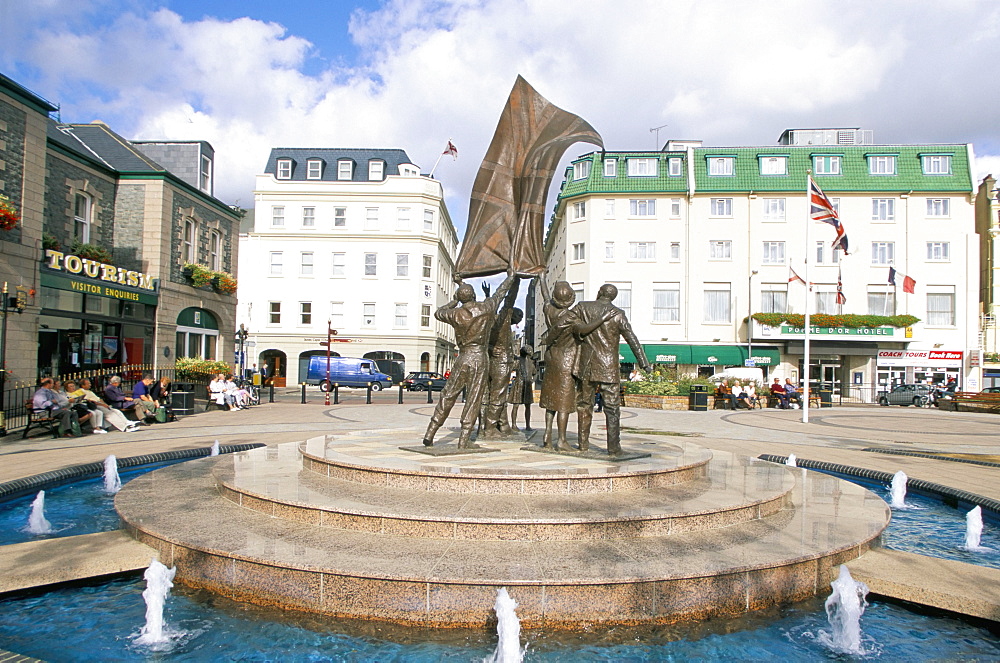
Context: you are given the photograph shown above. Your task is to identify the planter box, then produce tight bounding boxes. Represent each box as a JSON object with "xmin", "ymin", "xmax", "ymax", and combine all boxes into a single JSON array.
[{"xmin": 622, "ymin": 394, "xmax": 689, "ymax": 410}]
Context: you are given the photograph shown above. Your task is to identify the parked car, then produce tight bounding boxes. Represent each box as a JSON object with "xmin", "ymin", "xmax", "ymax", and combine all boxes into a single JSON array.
[
  {"xmin": 981, "ymin": 386, "xmax": 1000, "ymax": 394},
  {"xmin": 877, "ymin": 383, "xmax": 935, "ymax": 407},
  {"xmin": 305, "ymin": 356, "xmax": 393, "ymax": 391},
  {"xmin": 402, "ymin": 372, "xmax": 447, "ymax": 391}
]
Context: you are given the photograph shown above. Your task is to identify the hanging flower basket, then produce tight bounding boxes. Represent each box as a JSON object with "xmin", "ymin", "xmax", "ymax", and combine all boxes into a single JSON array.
[
  {"xmin": 0, "ymin": 194, "xmax": 20, "ymax": 231},
  {"xmin": 183, "ymin": 263, "xmax": 213, "ymax": 288},
  {"xmin": 212, "ymin": 271, "xmax": 237, "ymax": 294},
  {"xmin": 69, "ymin": 241, "xmax": 113, "ymax": 264}
]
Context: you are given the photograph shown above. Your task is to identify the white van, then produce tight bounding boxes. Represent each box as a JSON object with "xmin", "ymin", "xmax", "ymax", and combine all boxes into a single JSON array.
[{"xmin": 708, "ymin": 367, "xmax": 765, "ymax": 384}]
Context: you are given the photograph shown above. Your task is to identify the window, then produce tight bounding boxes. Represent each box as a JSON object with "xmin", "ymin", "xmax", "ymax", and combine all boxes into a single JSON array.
[
  {"xmin": 269, "ymin": 251, "xmax": 283, "ymax": 276},
  {"xmin": 627, "ymin": 158, "xmax": 657, "ymax": 176},
  {"xmin": 394, "ymin": 303, "xmax": 408, "ymax": 327},
  {"xmin": 709, "ymin": 240, "xmax": 732, "ymax": 260},
  {"xmin": 302, "ymin": 207, "xmax": 315, "ymax": 227},
  {"xmin": 629, "ymin": 199, "xmax": 656, "ymax": 216},
  {"xmin": 603, "ymin": 159, "xmax": 617, "ymax": 177},
  {"xmin": 872, "ymin": 198, "xmax": 895, "ymax": 222},
  {"xmin": 269, "ymin": 301, "xmax": 281, "ymax": 324},
  {"xmin": 332, "ymin": 252, "xmax": 345, "ymax": 277},
  {"xmin": 813, "ymin": 155, "xmax": 841, "ymax": 175},
  {"xmin": 572, "ymin": 201, "xmax": 586, "ymax": 220},
  {"xmin": 868, "ymin": 155, "xmax": 896, "ymax": 175},
  {"xmin": 396, "ymin": 207, "xmax": 411, "ymax": 230},
  {"xmin": 276, "ymin": 159, "xmax": 292, "ymax": 179},
  {"xmin": 300, "ymin": 302, "xmax": 312, "ymax": 325},
  {"xmin": 867, "ymin": 288, "xmax": 895, "ymax": 315},
  {"xmin": 927, "ymin": 242, "xmax": 950, "ymax": 261},
  {"xmin": 762, "ymin": 198, "xmax": 785, "ymax": 221},
  {"xmin": 604, "ymin": 199, "xmax": 615, "ymax": 217},
  {"xmin": 871, "ymin": 241, "xmax": 895, "ymax": 265},
  {"xmin": 670, "ymin": 198, "xmax": 681, "ymax": 217},
  {"xmin": 926, "ymin": 199, "xmax": 950, "ymax": 217},
  {"xmin": 300, "ymin": 252, "xmax": 314, "ymax": 275},
  {"xmin": 926, "ymin": 286, "xmax": 955, "ymax": 326},
  {"xmin": 184, "ymin": 218, "xmax": 197, "ymax": 262},
  {"xmin": 761, "ymin": 287, "xmax": 787, "ymax": 313},
  {"xmin": 338, "ymin": 160, "xmax": 353, "ymax": 180},
  {"xmin": 922, "ymin": 155, "xmax": 952, "ymax": 175},
  {"xmin": 573, "ymin": 160, "xmax": 591, "ymax": 180},
  {"xmin": 369, "ymin": 160, "xmax": 384, "ymax": 181},
  {"xmin": 629, "ymin": 241, "xmax": 655, "ymax": 260},
  {"xmin": 73, "ymin": 193, "xmax": 91, "ymax": 243},
  {"xmin": 710, "ymin": 198, "xmax": 732, "ymax": 217},
  {"xmin": 422, "ymin": 255, "xmax": 432, "ymax": 278},
  {"xmin": 668, "ymin": 157, "xmax": 683, "ymax": 177},
  {"xmin": 615, "ymin": 287, "xmax": 631, "ymax": 319},
  {"xmin": 573, "ymin": 285, "xmax": 584, "ymax": 303},
  {"xmin": 572, "ymin": 243, "xmax": 586, "ymax": 261},
  {"xmin": 669, "ymin": 242, "xmax": 681, "ymax": 262},
  {"xmin": 653, "ymin": 284, "xmax": 680, "ymax": 322},
  {"xmin": 363, "ymin": 303, "xmax": 375, "ymax": 327},
  {"xmin": 334, "ymin": 207, "xmax": 347, "ymax": 227},
  {"xmin": 421, "ymin": 304, "xmax": 431, "ymax": 327},
  {"xmin": 704, "ymin": 284, "xmax": 731, "ymax": 322},
  {"xmin": 271, "ymin": 206, "xmax": 285, "ymax": 227},
  {"xmin": 306, "ymin": 159, "xmax": 322, "ymax": 179},
  {"xmin": 759, "ymin": 156, "xmax": 787, "ymax": 175},
  {"xmin": 605, "ymin": 242, "xmax": 615, "ymax": 259},
  {"xmin": 816, "ymin": 291, "xmax": 838, "ymax": 314},
  {"xmin": 816, "ymin": 241, "xmax": 841, "ymax": 265},
  {"xmin": 365, "ymin": 207, "xmax": 378, "ymax": 230},
  {"xmin": 762, "ymin": 241, "xmax": 785, "ymax": 264},
  {"xmin": 423, "ymin": 209, "xmax": 434, "ymax": 231},
  {"xmin": 200, "ymin": 155, "xmax": 212, "ymax": 193},
  {"xmin": 396, "ymin": 253, "xmax": 409, "ymax": 277},
  {"xmin": 209, "ymin": 231, "xmax": 221, "ymax": 270},
  {"xmin": 364, "ymin": 252, "xmax": 377, "ymax": 276},
  {"xmin": 330, "ymin": 302, "xmax": 344, "ymax": 328},
  {"xmin": 708, "ymin": 157, "xmax": 734, "ymax": 176}
]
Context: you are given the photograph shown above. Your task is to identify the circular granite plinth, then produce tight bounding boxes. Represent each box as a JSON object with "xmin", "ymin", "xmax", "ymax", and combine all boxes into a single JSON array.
[{"xmin": 116, "ymin": 431, "xmax": 889, "ymax": 628}]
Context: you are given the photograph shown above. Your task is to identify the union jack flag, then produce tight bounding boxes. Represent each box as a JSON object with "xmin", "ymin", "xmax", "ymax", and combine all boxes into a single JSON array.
[{"xmin": 810, "ymin": 177, "xmax": 849, "ymax": 255}]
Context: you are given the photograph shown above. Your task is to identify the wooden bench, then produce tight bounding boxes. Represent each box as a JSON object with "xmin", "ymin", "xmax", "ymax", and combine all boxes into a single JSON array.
[
  {"xmin": 949, "ymin": 391, "xmax": 1000, "ymax": 412},
  {"xmin": 22, "ymin": 401, "xmax": 60, "ymax": 439}
]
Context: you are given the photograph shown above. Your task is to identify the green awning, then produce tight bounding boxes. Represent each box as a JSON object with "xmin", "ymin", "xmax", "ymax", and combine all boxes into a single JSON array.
[{"xmin": 618, "ymin": 344, "xmax": 780, "ymax": 366}]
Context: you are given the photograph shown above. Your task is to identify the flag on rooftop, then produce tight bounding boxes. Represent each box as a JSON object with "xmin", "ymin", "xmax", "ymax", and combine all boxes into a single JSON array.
[
  {"xmin": 888, "ymin": 266, "xmax": 916, "ymax": 294},
  {"xmin": 809, "ymin": 177, "xmax": 849, "ymax": 255},
  {"xmin": 443, "ymin": 140, "xmax": 458, "ymax": 160}
]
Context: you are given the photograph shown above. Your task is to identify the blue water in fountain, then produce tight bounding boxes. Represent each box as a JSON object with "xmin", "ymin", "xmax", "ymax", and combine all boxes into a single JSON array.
[{"xmin": 0, "ymin": 575, "xmax": 997, "ymax": 661}]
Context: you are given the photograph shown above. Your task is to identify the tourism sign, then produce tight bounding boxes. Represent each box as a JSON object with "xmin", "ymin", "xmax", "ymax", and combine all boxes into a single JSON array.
[{"xmin": 876, "ymin": 350, "xmax": 963, "ymax": 368}]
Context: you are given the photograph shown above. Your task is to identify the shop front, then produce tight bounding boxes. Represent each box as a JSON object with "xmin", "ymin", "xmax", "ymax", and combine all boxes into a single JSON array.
[
  {"xmin": 37, "ymin": 251, "xmax": 159, "ymax": 377},
  {"xmin": 876, "ymin": 350, "xmax": 964, "ymax": 389},
  {"xmin": 619, "ymin": 344, "xmax": 781, "ymax": 378}
]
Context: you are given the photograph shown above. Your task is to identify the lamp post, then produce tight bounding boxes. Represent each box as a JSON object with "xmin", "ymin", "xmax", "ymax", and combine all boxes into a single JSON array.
[
  {"xmin": 235, "ymin": 323, "xmax": 248, "ymax": 379},
  {"xmin": 748, "ymin": 270, "xmax": 758, "ymax": 368},
  {"xmin": 0, "ymin": 282, "xmax": 27, "ymax": 436}
]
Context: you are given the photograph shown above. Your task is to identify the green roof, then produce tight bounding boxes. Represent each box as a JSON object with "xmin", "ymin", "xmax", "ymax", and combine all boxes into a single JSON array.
[{"xmin": 559, "ymin": 151, "xmax": 689, "ymax": 198}]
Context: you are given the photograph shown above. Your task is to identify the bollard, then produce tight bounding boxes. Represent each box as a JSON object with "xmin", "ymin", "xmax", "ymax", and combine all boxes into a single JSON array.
[
  {"xmin": 398, "ymin": 383, "xmax": 404, "ymax": 404},
  {"xmin": 461, "ymin": 387, "xmax": 467, "ymax": 403},
  {"xmin": 301, "ymin": 383, "xmax": 307, "ymax": 404},
  {"xmin": 366, "ymin": 382, "xmax": 373, "ymax": 404},
  {"xmin": 333, "ymin": 384, "xmax": 339, "ymax": 405},
  {"xmin": 269, "ymin": 381, "xmax": 275, "ymax": 403},
  {"xmin": 426, "ymin": 385, "xmax": 433, "ymax": 404}
]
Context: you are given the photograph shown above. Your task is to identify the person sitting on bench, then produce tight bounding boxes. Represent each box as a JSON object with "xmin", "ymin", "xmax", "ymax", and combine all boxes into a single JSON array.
[
  {"xmin": 33, "ymin": 377, "xmax": 81, "ymax": 437},
  {"xmin": 784, "ymin": 379, "xmax": 802, "ymax": 407},
  {"xmin": 104, "ymin": 375, "xmax": 155, "ymax": 422}
]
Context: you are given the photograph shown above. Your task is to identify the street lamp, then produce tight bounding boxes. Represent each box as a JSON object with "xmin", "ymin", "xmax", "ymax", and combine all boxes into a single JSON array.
[
  {"xmin": 748, "ymin": 270, "xmax": 758, "ymax": 369},
  {"xmin": 235, "ymin": 324, "xmax": 248, "ymax": 379},
  {"xmin": 0, "ymin": 282, "xmax": 27, "ymax": 436}
]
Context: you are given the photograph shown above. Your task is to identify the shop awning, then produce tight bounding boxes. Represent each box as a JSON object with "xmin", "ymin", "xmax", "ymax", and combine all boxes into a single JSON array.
[{"xmin": 619, "ymin": 344, "xmax": 780, "ymax": 366}]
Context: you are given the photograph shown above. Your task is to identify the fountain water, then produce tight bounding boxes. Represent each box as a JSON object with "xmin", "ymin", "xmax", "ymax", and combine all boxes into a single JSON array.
[
  {"xmin": 26, "ymin": 491, "xmax": 53, "ymax": 534},
  {"xmin": 819, "ymin": 564, "xmax": 870, "ymax": 656},
  {"xmin": 210, "ymin": 440, "xmax": 220, "ymax": 456},
  {"xmin": 486, "ymin": 588, "xmax": 523, "ymax": 663},
  {"xmin": 785, "ymin": 454, "xmax": 796, "ymax": 467},
  {"xmin": 103, "ymin": 455, "xmax": 122, "ymax": 495},
  {"xmin": 964, "ymin": 506, "xmax": 991, "ymax": 551},
  {"xmin": 134, "ymin": 559, "xmax": 178, "ymax": 648},
  {"xmin": 889, "ymin": 470, "xmax": 907, "ymax": 508}
]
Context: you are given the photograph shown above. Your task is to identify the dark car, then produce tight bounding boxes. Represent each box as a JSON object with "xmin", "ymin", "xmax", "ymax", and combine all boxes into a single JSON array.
[
  {"xmin": 878, "ymin": 383, "xmax": 935, "ymax": 407},
  {"xmin": 981, "ymin": 386, "xmax": 1000, "ymax": 394},
  {"xmin": 402, "ymin": 372, "xmax": 447, "ymax": 391}
]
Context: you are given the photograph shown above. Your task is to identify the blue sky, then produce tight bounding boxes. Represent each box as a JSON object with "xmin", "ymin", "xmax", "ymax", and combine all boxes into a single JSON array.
[{"xmin": 2, "ymin": 0, "xmax": 999, "ymax": 230}]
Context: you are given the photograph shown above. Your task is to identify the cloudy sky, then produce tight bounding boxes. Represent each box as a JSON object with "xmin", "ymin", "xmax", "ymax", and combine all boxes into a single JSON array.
[{"xmin": 2, "ymin": 0, "xmax": 999, "ymax": 233}]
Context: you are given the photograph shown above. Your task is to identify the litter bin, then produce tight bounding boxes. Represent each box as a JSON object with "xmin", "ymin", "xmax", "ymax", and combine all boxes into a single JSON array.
[
  {"xmin": 172, "ymin": 391, "xmax": 194, "ymax": 417},
  {"xmin": 689, "ymin": 384, "xmax": 708, "ymax": 411},
  {"xmin": 819, "ymin": 388, "xmax": 833, "ymax": 408}
]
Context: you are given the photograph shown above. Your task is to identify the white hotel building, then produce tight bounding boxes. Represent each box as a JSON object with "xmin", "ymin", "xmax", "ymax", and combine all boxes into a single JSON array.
[
  {"xmin": 238, "ymin": 148, "xmax": 458, "ymax": 386},
  {"xmin": 541, "ymin": 128, "xmax": 982, "ymax": 396}
]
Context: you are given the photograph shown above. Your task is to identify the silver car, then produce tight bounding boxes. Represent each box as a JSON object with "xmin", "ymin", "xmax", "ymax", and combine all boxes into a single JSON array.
[{"xmin": 878, "ymin": 383, "xmax": 935, "ymax": 407}]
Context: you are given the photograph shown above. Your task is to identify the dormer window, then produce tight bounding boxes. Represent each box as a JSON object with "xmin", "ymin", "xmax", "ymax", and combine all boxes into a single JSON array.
[
  {"xmin": 306, "ymin": 159, "xmax": 323, "ymax": 180},
  {"xmin": 338, "ymin": 160, "xmax": 353, "ymax": 180},
  {"xmin": 399, "ymin": 164, "xmax": 419, "ymax": 176},
  {"xmin": 603, "ymin": 158, "xmax": 617, "ymax": 177},
  {"xmin": 573, "ymin": 160, "xmax": 591, "ymax": 180},
  {"xmin": 758, "ymin": 155, "xmax": 787, "ymax": 175},
  {"xmin": 200, "ymin": 155, "xmax": 213, "ymax": 193},
  {"xmin": 868, "ymin": 154, "xmax": 897, "ymax": 175},
  {"xmin": 276, "ymin": 159, "xmax": 293, "ymax": 180},
  {"xmin": 707, "ymin": 156, "xmax": 734, "ymax": 176},
  {"xmin": 369, "ymin": 160, "xmax": 384, "ymax": 181},
  {"xmin": 626, "ymin": 157, "xmax": 658, "ymax": 177}
]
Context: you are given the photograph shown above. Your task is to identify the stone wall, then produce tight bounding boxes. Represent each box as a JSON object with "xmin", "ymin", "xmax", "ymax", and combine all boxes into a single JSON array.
[
  {"xmin": 43, "ymin": 151, "xmax": 117, "ymax": 253},
  {"xmin": 0, "ymin": 97, "xmax": 27, "ymax": 244}
]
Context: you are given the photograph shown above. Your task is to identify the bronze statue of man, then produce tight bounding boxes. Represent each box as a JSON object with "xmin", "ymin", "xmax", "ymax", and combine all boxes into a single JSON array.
[
  {"xmin": 423, "ymin": 270, "xmax": 517, "ymax": 449},
  {"xmin": 572, "ymin": 284, "xmax": 651, "ymax": 455},
  {"xmin": 508, "ymin": 344, "xmax": 537, "ymax": 432},
  {"xmin": 482, "ymin": 282, "xmax": 522, "ymax": 436}
]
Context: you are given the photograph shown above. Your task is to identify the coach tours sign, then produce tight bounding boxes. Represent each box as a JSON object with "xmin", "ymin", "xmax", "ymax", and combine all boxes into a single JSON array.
[
  {"xmin": 877, "ymin": 350, "xmax": 963, "ymax": 368},
  {"xmin": 40, "ymin": 249, "xmax": 159, "ymax": 305}
]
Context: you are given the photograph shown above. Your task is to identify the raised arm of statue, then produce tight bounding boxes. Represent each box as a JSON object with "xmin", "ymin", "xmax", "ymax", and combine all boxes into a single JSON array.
[
  {"xmin": 486, "ymin": 270, "xmax": 518, "ymax": 311},
  {"xmin": 538, "ymin": 273, "xmax": 550, "ymax": 304}
]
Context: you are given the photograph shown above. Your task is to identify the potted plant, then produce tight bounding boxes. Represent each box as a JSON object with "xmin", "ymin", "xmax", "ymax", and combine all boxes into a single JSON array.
[
  {"xmin": 0, "ymin": 194, "xmax": 20, "ymax": 231},
  {"xmin": 69, "ymin": 241, "xmax": 113, "ymax": 264},
  {"xmin": 182, "ymin": 263, "xmax": 213, "ymax": 288},
  {"xmin": 42, "ymin": 232, "xmax": 62, "ymax": 251},
  {"xmin": 212, "ymin": 271, "xmax": 237, "ymax": 294}
]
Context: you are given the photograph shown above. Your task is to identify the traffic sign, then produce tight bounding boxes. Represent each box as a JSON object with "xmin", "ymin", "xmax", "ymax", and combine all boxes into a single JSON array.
[{"xmin": 744, "ymin": 359, "xmax": 756, "ymax": 367}]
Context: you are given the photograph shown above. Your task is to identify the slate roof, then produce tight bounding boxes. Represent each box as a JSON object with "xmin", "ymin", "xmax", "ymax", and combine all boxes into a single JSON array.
[
  {"xmin": 60, "ymin": 123, "xmax": 165, "ymax": 173},
  {"xmin": 263, "ymin": 148, "xmax": 415, "ymax": 182}
]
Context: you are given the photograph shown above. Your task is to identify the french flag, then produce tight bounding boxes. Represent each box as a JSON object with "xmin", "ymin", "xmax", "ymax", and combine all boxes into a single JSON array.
[
  {"xmin": 809, "ymin": 177, "xmax": 849, "ymax": 255},
  {"xmin": 888, "ymin": 266, "xmax": 916, "ymax": 294}
]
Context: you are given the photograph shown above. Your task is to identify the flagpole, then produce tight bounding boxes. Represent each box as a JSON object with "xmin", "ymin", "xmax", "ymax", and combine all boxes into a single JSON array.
[
  {"xmin": 803, "ymin": 173, "xmax": 812, "ymax": 424},
  {"xmin": 428, "ymin": 152, "xmax": 445, "ymax": 178}
]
